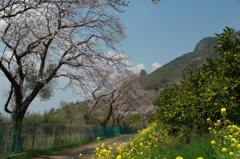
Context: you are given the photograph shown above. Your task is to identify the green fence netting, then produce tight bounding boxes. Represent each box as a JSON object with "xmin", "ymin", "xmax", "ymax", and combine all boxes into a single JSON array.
[{"xmin": 0, "ymin": 123, "xmax": 141, "ymax": 156}]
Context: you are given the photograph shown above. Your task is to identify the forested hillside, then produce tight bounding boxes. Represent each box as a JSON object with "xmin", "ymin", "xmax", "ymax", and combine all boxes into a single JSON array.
[
  {"xmin": 153, "ymin": 27, "xmax": 240, "ymax": 132},
  {"xmin": 139, "ymin": 36, "xmax": 219, "ymax": 90}
]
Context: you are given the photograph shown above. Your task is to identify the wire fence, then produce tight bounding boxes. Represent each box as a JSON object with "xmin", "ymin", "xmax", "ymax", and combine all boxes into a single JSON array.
[{"xmin": 0, "ymin": 122, "xmax": 141, "ymax": 156}]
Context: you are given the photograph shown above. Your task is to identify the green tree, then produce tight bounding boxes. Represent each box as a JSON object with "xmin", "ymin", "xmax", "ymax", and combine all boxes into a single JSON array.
[
  {"xmin": 154, "ymin": 27, "xmax": 240, "ymax": 132},
  {"xmin": 139, "ymin": 69, "xmax": 147, "ymax": 76}
]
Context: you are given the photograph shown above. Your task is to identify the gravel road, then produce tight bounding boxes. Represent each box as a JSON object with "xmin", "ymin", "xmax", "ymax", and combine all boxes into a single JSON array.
[{"xmin": 32, "ymin": 133, "xmax": 137, "ymax": 159}]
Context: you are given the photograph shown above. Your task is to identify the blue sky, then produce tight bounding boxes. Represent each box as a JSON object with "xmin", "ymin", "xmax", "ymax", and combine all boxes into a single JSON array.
[
  {"xmin": 119, "ymin": 0, "xmax": 240, "ymax": 73},
  {"xmin": 1, "ymin": 0, "xmax": 240, "ymax": 115}
]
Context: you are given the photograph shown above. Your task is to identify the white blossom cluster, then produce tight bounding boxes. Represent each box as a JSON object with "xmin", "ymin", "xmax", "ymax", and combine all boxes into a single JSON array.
[{"xmin": 0, "ymin": 0, "xmax": 128, "ymax": 118}]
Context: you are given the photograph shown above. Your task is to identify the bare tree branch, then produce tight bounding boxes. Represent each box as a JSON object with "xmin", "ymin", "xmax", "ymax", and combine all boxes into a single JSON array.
[
  {"xmin": 4, "ymin": 85, "xmax": 13, "ymax": 114},
  {"xmin": 0, "ymin": 0, "xmax": 128, "ymax": 122}
]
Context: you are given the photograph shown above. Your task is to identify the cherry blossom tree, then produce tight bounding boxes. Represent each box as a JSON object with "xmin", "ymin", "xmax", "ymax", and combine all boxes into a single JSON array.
[
  {"xmin": 0, "ymin": 0, "xmax": 129, "ymax": 122},
  {"xmin": 0, "ymin": 0, "xmax": 160, "ymax": 20},
  {"xmin": 84, "ymin": 69, "xmax": 148, "ymax": 126}
]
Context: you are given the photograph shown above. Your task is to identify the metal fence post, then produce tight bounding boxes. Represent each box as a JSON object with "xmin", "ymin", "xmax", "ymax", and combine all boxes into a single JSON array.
[
  {"xmin": 44, "ymin": 124, "xmax": 48, "ymax": 149},
  {"xmin": 0, "ymin": 123, "xmax": 4, "ymax": 149},
  {"xmin": 31, "ymin": 123, "xmax": 37, "ymax": 150},
  {"xmin": 0, "ymin": 122, "xmax": 142, "ymax": 156},
  {"xmin": 54, "ymin": 124, "xmax": 59, "ymax": 146},
  {"xmin": 14, "ymin": 122, "xmax": 20, "ymax": 154}
]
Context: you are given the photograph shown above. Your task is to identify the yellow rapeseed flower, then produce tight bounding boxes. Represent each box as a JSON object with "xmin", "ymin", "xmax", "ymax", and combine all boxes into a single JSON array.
[
  {"xmin": 222, "ymin": 148, "xmax": 227, "ymax": 152},
  {"xmin": 230, "ymin": 152, "xmax": 234, "ymax": 155},
  {"xmin": 101, "ymin": 143, "xmax": 105, "ymax": 148},
  {"xmin": 236, "ymin": 154, "xmax": 240, "ymax": 157},
  {"xmin": 221, "ymin": 108, "xmax": 226, "ymax": 115},
  {"xmin": 197, "ymin": 157, "xmax": 203, "ymax": 159},
  {"xmin": 231, "ymin": 143, "xmax": 236, "ymax": 147},
  {"xmin": 79, "ymin": 154, "xmax": 82, "ymax": 157},
  {"xmin": 95, "ymin": 147, "xmax": 100, "ymax": 151},
  {"xmin": 211, "ymin": 140, "xmax": 216, "ymax": 144},
  {"xmin": 231, "ymin": 138, "xmax": 237, "ymax": 143},
  {"xmin": 116, "ymin": 155, "xmax": 122, "ymax": 159},
  {"xmin": 176, "ymin": 156, "xmax": 183, "ymax": 159}
]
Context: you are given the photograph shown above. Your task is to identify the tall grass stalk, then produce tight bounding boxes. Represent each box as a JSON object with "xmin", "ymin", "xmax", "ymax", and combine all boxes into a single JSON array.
[
  {"xmin": 120, "ymin": 123, "xmax": 216, "ymax": 159},
  {"xmin": 92, "ymin": 122, "xmax": 217, "ymax": 159}
]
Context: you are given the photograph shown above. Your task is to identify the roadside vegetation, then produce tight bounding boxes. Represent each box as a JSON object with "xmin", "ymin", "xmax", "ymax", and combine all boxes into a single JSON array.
[
  {"xmin": 1, "ymin": 26, "xmax": 239, "ymax": 159},
  {"xmin": 2, "ymin": 137, "xmax": 97, "ymax": 159},
  {"xmin": 90, "ymin": 27, "xmax": 240, "ymax": 159},
  {"xmin": 92, "ymin": 108, "xmax": 237, "ymax": 159},
  {"xmin": 1, "ymin": 0, "xmax": 239, "ymax": 158}
]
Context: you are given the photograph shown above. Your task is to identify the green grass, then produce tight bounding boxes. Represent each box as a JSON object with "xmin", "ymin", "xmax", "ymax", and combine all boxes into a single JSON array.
[
  {"xmin": 4, "ymin": 134, "xmax": 123, "ymax": 159},
  {"xmin": 159, "ymin": 134, "xmax": 217, "ymax": 159},
  {"xmin": 4, "ymin": 138, "xmax": 96, "ymax": 159},
  {"xmin": 92, "ymin": 123, "xmax": 218, "ymax": 159},
  {"xmin": 0, "ymin": 152, "xmax": 14, "ymax": 159}
]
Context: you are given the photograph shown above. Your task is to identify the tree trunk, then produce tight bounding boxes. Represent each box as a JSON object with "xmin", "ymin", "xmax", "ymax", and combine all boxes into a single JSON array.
[
  {"xmin": 12, "ymin": 112, "xmax": 25, "ymax": 123},
  {"xmin": 111, "ymin": 113, "xmax": 116, "ymax": 126},
  {"xmin": 11, "ymin": 122, "xmax": 24, "ymax": 154},
  {"xmin": 11, "ymin": 103, "xmax": 30, "ymax": 123},
  {"xmin": 84, "ymin": 114, "xmax": 91, "ymax": 125},
  {"xmin": 11, "ymin": 105, "xmax": 29, "ymax": 153},
  {"xmin": 101, "ymin": 105, "xmax": 113, "ymax": 126}
]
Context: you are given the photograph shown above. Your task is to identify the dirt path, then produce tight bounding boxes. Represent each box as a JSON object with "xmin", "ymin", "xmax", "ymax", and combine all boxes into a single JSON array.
[{"xmin": 32, "ymin": 134, "xmax": 137, "ymax": 159}]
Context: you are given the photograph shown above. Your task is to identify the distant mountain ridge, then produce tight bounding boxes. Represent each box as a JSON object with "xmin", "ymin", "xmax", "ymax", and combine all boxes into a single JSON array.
[{"xmin": 139, "ymin": 36, "xmax": 220, "ymax": 90}]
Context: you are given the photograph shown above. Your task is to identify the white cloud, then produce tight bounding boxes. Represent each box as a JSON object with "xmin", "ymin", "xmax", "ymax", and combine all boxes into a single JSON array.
[
  {"xmin": 151, "ymin": 62, "xmax": 162, "ymax": 72},
  {"xmin": 128, "ymin": 63, "xmax": 145, "ymax": 74},
  {"xmin": 137, "ymin": 63, "xmax": 145, "ymax": 70}
]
